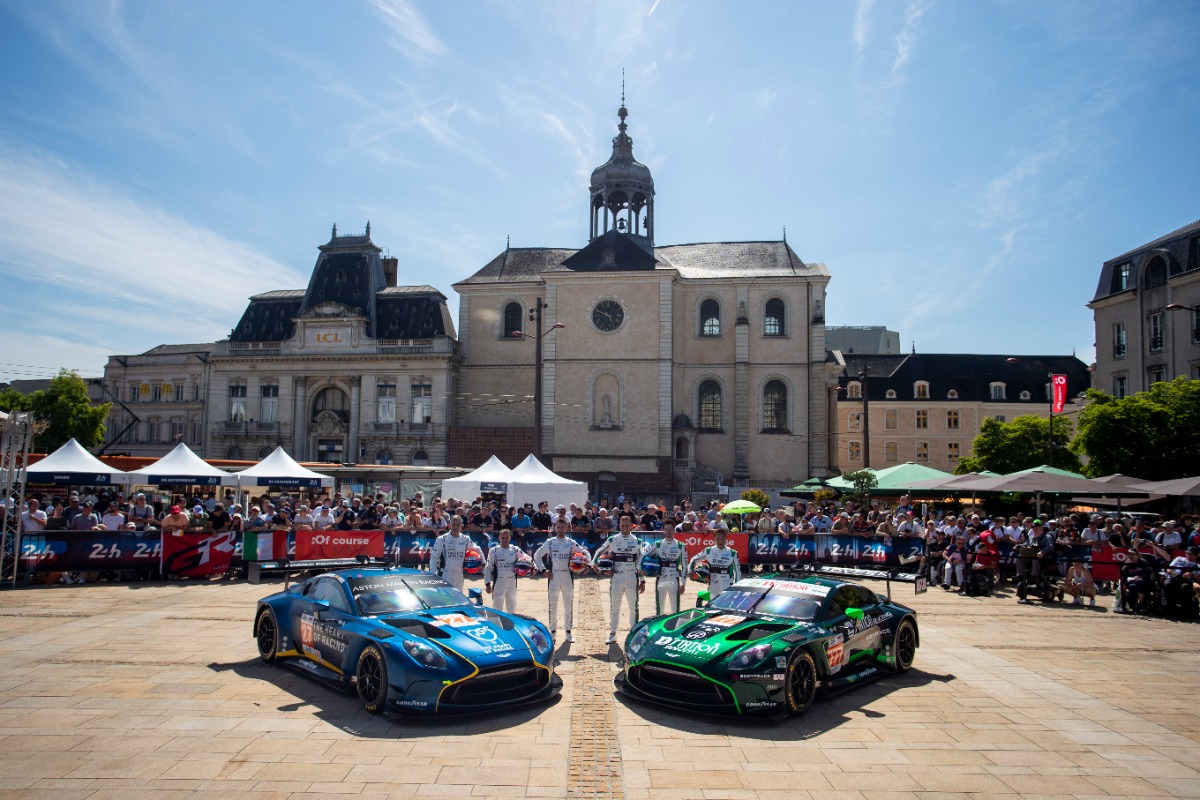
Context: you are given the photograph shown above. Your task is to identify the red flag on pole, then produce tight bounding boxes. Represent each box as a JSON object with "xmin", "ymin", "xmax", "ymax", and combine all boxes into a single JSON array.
[{"xmin": 1051, "ymin": 374, "xmax": 1067, "ymax": 414}]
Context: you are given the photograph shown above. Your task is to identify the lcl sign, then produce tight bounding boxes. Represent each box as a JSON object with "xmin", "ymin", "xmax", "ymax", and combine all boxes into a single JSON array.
[{"xmin": 312, "ymin": 331, "xmax": 343, "ymax": 344}]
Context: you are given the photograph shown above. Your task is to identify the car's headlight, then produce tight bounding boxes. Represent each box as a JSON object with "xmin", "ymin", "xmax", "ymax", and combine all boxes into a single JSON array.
[
  {"xmin": 402, "ymin": 639, "xmax": 449, "ymax": 669},
  {"xmin": 626, "ymin": 625, "xmax": 650, "ymax": 657},
  {"xmin": 528, "ymin": 625, "xmax": 552, "ymax": 655},
  {"xmin": 728, "ymin": 642, "xmax": 772, "ymax": 672}
]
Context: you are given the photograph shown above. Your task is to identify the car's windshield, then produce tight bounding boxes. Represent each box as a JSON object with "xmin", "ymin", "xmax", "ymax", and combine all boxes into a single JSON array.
[
  {"xmin": 348, "ymin": 575, "xmax": 470, "ymax": 615},
  {"xmin": 709, "ymin": 579, "xmax": 828, "ymax": 621}
]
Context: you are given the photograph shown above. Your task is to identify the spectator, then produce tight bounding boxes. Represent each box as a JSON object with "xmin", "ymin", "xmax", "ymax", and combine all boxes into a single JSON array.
[
  {"xmin": 70, "ymin": 501, "xmax": 100, "ymax": 531},
  {"xmin": 101, "ymin": 502, "xmax": 130, "ymax": 531},
  {"xmin": 1062, "ymin": 559, "xmax": 1097, "ymax": 607},
  {"xmin": 312, "ymin": 504, "xmax": 336, "ymax": 530},
  {"xmin": 21, "ymin": 498, "xmax": 47, "ymax": 533},
  {"xmin": 1157, "ymin": 521, "xmax": 1183, "ymax": 549},
  {"xmin": 189, "ymin": 504, "xmax": 209, "ymax": 531}
]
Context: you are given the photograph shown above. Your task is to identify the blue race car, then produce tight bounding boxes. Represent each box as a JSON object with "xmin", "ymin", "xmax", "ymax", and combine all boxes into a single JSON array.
[{"xmin": 253, "ymin": 567, "xmax": 561, "ymax": 714}]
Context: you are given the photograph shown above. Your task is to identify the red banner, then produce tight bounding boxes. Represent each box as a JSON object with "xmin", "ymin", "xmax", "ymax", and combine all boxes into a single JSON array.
[
  {"xmin": 160, "ymin": 531, "xmax": 238, "ymax": 577},
  {"xmin": 294, "ymin": 529, "xmax": 385, "ymax": 561},
  {"xmin": 672, "ymin": 531, "xmax": 750, "ymax": 562},
  {"xmin": 1051, "ymin": 374, "xmax": 1068, "ymax": 414}
]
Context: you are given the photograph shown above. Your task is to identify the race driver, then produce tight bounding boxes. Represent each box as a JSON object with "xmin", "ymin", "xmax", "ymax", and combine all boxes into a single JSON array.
[
  {"xmin": 593, "ymin": 514, "xmax": 646, "ymax": 644},
  {"xmin": 689, "ymin": 528, "xmax": 742, "ymax": 595},
  {"xmin": 430, "ymin": 514, "xmax": 470, "ymax": 591},
  {"xmin": 647, "ymin": 521, "xmax": 688, "ymax": 615},
  {"xmin": 484, "ymin": 528, "xmax": 520, "ymax": 613},
  {"xmin": 533, "ymin": 518, "xmax": 581, "ymax": 643}
]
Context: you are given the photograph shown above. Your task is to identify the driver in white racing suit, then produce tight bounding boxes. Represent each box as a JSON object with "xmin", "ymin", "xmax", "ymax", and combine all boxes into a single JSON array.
[
  {"xmin": 484, "ymin": 528, "xmax": 521, "ymax": 613},
  {"xmin": 647, "ymin": 523, "xmax": 688, "ymax": 615},
  {"xmin": 533, "ymin": 519, "xmax": 580, "ymax": 643},
  {"xmin": 689, "ymin": 528, "xmax": 742, "ymax": 596},
  {"xmin": 430, "ymin": 514, "xmax": 470, "ymax": 591},
  {"xmin": 594, "ymin": 515, "xmax": 646, "ymax": 644}
]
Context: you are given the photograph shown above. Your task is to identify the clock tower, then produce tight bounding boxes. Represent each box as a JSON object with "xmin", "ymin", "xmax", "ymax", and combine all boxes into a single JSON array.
[{"xmin": 589, "ymin": 94, "xmax": 655, "ymax": 247}]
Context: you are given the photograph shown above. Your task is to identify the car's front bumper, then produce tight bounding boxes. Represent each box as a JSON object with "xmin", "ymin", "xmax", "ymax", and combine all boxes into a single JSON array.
[{"xmin": 616, "ymin": 660, "xmax": 787, "ymax": 717}]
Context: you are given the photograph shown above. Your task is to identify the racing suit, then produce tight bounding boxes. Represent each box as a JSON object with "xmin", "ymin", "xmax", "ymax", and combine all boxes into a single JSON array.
[
  {"xmin": 484, "ymin": 543, "xmax": 520, "ymax": 613},
  {"xmin": 647, "ymin": 537, "xmax": 687, "ymax": 615},
  {"xmin": 594, "ymin": 532, "xmax": 643, "ymax": 634},
  {"xmin": 533, "ymin": 536, "xmax": 580, "ymax": 632},
  {"xmin": 430, "ymin": 532, "xmax": 469, "ymax": 591},
  {"xmin": 691, "ymin": 545, "xmax": 741, "ymax": 595}
]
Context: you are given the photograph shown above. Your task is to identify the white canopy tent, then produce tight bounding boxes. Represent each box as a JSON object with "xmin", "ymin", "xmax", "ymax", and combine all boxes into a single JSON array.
[
  {"xmin": 439, "ymin": 455, "xmax": 514, "ymax": 501},
  {"xmin": 506, "ymin": 454, "xmax": 588, "ymax": 510},
  {"xmin": 124, "ymin": 442, "xmax": 236, "ymax": 487},
  {"xmin": 233, "ymin": 446, "xmax": 335, "ymax": 489},
  {"xmin": 24, "ymin": 438, "xmax": 127, "ymax": 485}
]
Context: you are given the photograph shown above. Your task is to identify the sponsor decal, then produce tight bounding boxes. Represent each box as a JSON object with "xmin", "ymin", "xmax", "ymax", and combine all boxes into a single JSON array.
[
  {"xmin": 298, "ymin": 659, "xmax": 319, "ymax": 671},
  {"xmin": 734, "ymin": 673, "xmax": 786, "ymax": 682},
  {"xmin": 301, "ymin": 613, "xmax": 315, "ymax": 648},
  {"xmin": 653, "ymin": 635, "xmax": 721, "ymax": 656},
  {"xmin": 707, "ymin": 614, "xmax": 746, "ymax": 627},
  {"xmin": 433, "ymin": 613, "xmax": 476, "ymax": 627},
  {"xmin": 775, "ymin": 656, "xmax": 787, "ymax": 669},
  {"xmin": 824, "ymin": 634, "xmax": 846, "ymax": 672},
  {"xmin": 846, "ymin": 611, "xmax": 892, "ymax": 635},
  {"xmin": 745, "ymin": 701, "xmax": 778, "ymax": 709},
  {"xmin": 464, "ymin": 626, "xmax": 498, "ymax": 644},
  {"xmin": 396, "ymin": 698, "xmax": 430, "ymax": 708}
]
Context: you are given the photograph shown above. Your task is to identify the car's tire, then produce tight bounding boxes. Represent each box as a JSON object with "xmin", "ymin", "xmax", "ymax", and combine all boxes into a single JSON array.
[
  {"xmin": 255, "ymin": 607, "xmax": 279, "ymax": 664},
  {"xmin": 356, "ymin": 645, "xmax": 390, "ymax": 714},
  {"xmin": 892, "ymin": 617, "xmax": 917, "ymax": 673},
  {"xmin": 784, "ymin": 649, "xmax": 818, "ymax": 716}
]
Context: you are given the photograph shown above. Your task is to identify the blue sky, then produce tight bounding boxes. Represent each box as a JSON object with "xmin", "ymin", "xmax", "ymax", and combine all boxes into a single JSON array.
[{"xmin": 1, "ymin": 0, "xmax": 1197, "ymax": 384}]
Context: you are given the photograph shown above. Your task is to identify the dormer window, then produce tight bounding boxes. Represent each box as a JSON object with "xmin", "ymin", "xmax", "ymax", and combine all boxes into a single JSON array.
[
  {"xmin": 847, "ymin": 381, "xmax": 862, "ymax": 399},
  {"xmin": 1019, "ymin": 390, "xmax": 1031, "ymax": 401},
  {"xmin": 885, "ymin": 389, "xmax": 897, "ymax": 399},
  {"xmin": 947, "ymin": 389, "xmax": 959, "ymax": 399},
  {"xmin": 914, "ymin": 381, "xmax": 929, "ymax": 399},
  {"xmin": 990, "ymin": 382, "xmax": 1006, "ymax": 400}
]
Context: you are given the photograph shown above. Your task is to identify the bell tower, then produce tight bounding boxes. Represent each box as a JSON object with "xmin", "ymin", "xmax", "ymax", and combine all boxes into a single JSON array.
[{"xmin": 588, "ymin": 82, "xmax": 655, "ymax": 247}]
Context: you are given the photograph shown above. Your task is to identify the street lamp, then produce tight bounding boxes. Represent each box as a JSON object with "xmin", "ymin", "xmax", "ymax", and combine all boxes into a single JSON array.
[
  {"xmin": 512, "ymin": 297, "xmax": 565, "ymax": 461},
  {"xmin": 1006, "ymin": 358, "xmax": 1061, "ymax": 467},
  {"xmin": 836, "ymin": 370, "xmax": 870, "ymax": 469}
]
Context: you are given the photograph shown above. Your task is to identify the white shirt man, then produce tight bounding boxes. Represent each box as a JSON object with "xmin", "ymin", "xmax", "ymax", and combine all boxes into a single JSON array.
[
  {"xmin": 533, "ymin": 519, "xmax": 581, "ymax": 642},
  {"xmin": 484, "ymin": 529, "xmax": 520, "ymax": 614},
  {"xmin": 430, "ymin": 515, "xmax": 470, "ymax": 591},
  {"xmin": 593, "ymin": 516, "xmax": 646, "ymax": 644},
  {"xmin": 1157, "ymin": 523, "xmax": 1183, "ymax": 549},
  {"xmin": 647, "ymin": 524, "xmax": 688, "ymax": 615},
  {"xmin": 312, "ymin": 505, "xmax": 337, "ymax": 530},
  {"xmin": 1081, "ymin": 518, "xmax": 1106, "ymax": 544},
  {"xmin": 689, "ymin": 529, "xmax": 742, "ymax": 596},
  {"xmin": 101, "ymin": 506, "xmax": 128, "ymax": 530},
  {"xmin": 21, "ymin": 499, "xmax": 47, "ymax": 533}
]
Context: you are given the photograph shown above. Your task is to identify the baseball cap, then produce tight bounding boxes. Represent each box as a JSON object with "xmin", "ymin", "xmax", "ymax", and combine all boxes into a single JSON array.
[
  {"xmin": 193, "ymin": 505, "xmax": 204, "ymax": 513},
  {"xmin": 1032, "ymin": 519, "xmax": 1043, "ymax": 527},
  {"xmin": 170, "ymin": 505, "xmax": 181, "ymax": 514}
]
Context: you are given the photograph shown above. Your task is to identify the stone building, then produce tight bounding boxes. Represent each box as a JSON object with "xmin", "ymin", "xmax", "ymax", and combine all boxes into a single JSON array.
[
  {"xmin": 103, "ymin": 225, "xmax": 460, "ymax": 464},
  {"xmin": 1088, "ymin": 219, "xmax": 1200, "ymax": 397},
  {"xmin": 453, "ymin": 100, "xmax": 840, "ymax": 499}
]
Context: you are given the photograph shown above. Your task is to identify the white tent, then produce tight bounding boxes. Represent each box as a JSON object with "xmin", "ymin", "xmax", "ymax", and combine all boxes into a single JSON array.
[
  {"xmin": 124, "ymin": 442, "xmax": 236, "ymax": 487},
  {"xmin": 233, "ymin": 446, "xmax": 335, "ymax": 489},
  {"xmin": 507, "ymin": 454, "xmax": 588, "ymax": 510},
  {"xmin": 24, "ymin": 438, "xmax": 127, "ymax": 485},
  {"xmin": 439, "ymin": 455, "xmax": 514, "ymax": 501}
]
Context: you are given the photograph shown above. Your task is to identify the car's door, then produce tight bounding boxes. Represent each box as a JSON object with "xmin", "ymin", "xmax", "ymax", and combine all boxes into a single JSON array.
[
  {"xmin": 296, "ymin": 576, "xmax": 355, "ymax": 671},
  {"xmin": 823, "ymin": 586, "xmax": 883, "ymax": 669}
]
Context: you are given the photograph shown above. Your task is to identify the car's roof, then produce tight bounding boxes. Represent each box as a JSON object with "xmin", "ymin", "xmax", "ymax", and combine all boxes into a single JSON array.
[
  {"xmin": 327, "ymin": 567, "xmax": 444, "ymax": 582},
  {"xmin": 732, "ymin": 575, "xmax": 845, "ymax": 592}
]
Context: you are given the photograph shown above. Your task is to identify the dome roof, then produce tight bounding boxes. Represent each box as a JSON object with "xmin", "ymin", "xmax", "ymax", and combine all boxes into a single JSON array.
[{"xmin": 589, "ymin": 105, "xmax": 655, "ymax": 194}]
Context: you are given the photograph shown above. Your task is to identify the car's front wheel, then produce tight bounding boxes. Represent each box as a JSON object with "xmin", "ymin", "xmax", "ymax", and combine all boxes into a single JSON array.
[
  {"xmin": 892, "ymin": 618, "xmax": 917, "ymax": 673},
  {"xmin": 255, "ymin": 607, "xmax": 278, "ymax": 664},
  {"xmin": 356, "ymin": 645, "xmax": 390, "ymax": 713},
  {"xmin": 784, "ymin": 649, "xmax": 818, "ymax": 716}
]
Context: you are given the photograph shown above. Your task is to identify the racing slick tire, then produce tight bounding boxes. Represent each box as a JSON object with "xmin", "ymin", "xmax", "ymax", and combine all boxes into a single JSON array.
[
  {"xmin": 356, "ymin": 645, "xmax": 390, "ymax": 714},
  {"xmin": 784, "ymin": 649, "xmax": 818, "ymax": 716},
  {"xmin": 892, "ymin": 617, "xmax": 917, "ymax": 674},
  {"xmin": 255, "ymin": 607, "xmax": 279, "ymax": 664}
]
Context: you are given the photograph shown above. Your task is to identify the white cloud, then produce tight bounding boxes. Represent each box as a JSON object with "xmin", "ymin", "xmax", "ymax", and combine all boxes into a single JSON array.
[
  {"xmin": 369, "ymin": 0, "xmax": 447, "ymax": 61},
  {"xmin": 854, "ymin": 0, "xmax": 874, "ymax": 52},
  {"xmin": 892, "ymin": 0, "xmax": 934, "ymax": 79}
]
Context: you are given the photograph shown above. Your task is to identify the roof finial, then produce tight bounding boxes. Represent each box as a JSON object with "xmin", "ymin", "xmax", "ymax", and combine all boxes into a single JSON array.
[
  {"xmin": 617, "ymin": 69, "xmax": 628, "ymax": 134},
  {"xmin": 365, "ymin": 220, "xmax": 371, "ymax": 238},
  {"xmin": 911, "ymin": 341, "xmax": 916, "ymax": 354},
  {"xmin": 621, "ymin": 68, "xmax": 625, "ymax": 105},
  {"xmin": 506, "ymin": 234, "xmax": 510, "ymax": 251},
  {"xmin": 782, "ymin": 225, "xmax": 787, "ymax": 243},
  {"xmin": 332, "ymin": 222, "xmax": 337, "ymax": 238}
]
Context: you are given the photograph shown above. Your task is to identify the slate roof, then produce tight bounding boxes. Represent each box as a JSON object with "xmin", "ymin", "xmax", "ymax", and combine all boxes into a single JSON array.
[
  {"xmin": 231, "ymin": 296, "xmax": 303, "ymax": 343},
  {"xmin": 557, "ymin": 229, "xmax": 657, "ymax": 271},
  {"xmin": 1091, "ymin": 218, "xmax": 1200, "ymax": 302},
  {"xmin": 835, "ymin": 353, "xmax": 1091, "ymax": 404},
  {"xmin": 376, "ymin": 294, "xmax": 453, "ymax": 339}
]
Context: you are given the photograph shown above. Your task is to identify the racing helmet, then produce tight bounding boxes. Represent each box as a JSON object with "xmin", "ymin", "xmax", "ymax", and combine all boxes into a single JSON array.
[
  {"xmin": 689, "ymin": 558, "xmax": 711, "ymax": 584},
  {"xmin": 568, "ymin": 550, "xmax": 592, "ymax": 576},
  {"xmin": 514, "ymin": 550, "xmax": 535, "ymax": 577},
  {"xmin": 640, "ymin": 551, "xmax": 662, "ymax": 577},
  {"xmin": 594, "ymin": 555, "xmax": 614, "ymax": 577},
  {"xmin": 463, "ymin": 545, "xmax": 485, "ymax": 575}
]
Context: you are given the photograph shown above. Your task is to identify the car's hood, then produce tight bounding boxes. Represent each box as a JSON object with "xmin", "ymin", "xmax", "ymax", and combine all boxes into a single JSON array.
[
  {"xmin": 637, "ymin": 608, "xmax": 813, "ymax": 665},
  {"xmin": 379, "ymin": 605, "xmax": 534, "ymax": 659}
]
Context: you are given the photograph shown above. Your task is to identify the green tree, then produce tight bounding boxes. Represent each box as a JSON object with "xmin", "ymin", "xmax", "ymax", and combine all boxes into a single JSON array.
[
  {"xmin": 740, "ymin": 488, "xmax": 770, "ymax": 508},
  {"xmin": 955, "ymin": 414, "xmax": 1080, "ymax": 475},
  {"xmin": 840, "ymin": 469, "xmax": 878, "ymax": 502},
  {"xmin": 2, "ymin": 370, "xmax": 112, "ymax": 452},
  {"xmin": 1071, "ymin": 377, "xmax": 1200, "ymax": 480}
]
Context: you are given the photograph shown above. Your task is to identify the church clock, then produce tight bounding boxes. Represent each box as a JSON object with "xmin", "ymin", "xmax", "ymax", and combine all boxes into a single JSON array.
[{"xmin": 592, "ymin": 299, "xmax": 624, "ymax": 332}]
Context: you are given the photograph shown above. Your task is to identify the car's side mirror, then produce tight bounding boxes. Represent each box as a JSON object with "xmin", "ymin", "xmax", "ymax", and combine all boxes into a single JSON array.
[
  {"xmin": 468, "ymin": 588, "xmax": 483, "ymax": 607},
  {"xmin": 312, "ymin": 598, "xmax": 331, "ymax": 620},
  {"xmin": 845, "ymin": 607, "xmax": 865, "ymax": 620},
  {"xmin": 696, "ymin": 590, "xmax": 711, "ymax": 608}
]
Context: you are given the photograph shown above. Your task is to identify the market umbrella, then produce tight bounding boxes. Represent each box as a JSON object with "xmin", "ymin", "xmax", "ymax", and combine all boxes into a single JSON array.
[
  {"xmin": 951, "ymin": 469, "xmax": 1149, "ymax": 517},
  {"xmin": 779, "ymin": 476, "xmax": 836, "ymax": 498},
  {"xmin": 1131, "ymin": 475, "xmax": 1200, "ymax": 497},
  {"xmin": 719, "ymin": 500, "xmax": 762, "ymax": 515},
  {"xmin": 827, "ymin": 462, "xmax": 954, "ymax": 493}
]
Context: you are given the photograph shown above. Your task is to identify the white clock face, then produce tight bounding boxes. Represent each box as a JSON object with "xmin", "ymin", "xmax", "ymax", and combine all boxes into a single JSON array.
[{"xmin": 592, "ymin": 300, "xmax": 624, "ymax": 332}]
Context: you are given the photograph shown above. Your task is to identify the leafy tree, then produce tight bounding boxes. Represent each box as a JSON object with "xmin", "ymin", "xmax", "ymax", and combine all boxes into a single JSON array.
[
  {"xmin": 1071, "ymin": 377, "xmax": 1200, "ymax": 480},
  {"xmin": 955, "ymin": 414, "xmax": 1080, "ymax": 475},
  {"xmin": 812, "ymin": 488, "xmax": 837, "ymax": 507},
  {"xmin": 840, "ymin": 469, "xmax": 878, "ymax": 502},
  {"xmin": 740, "ymin": 488, "xmax": 771, "ymax": 508},
  {"xmin": 1, "ymin": 370, "xmax": 111, "ymax": 452}
]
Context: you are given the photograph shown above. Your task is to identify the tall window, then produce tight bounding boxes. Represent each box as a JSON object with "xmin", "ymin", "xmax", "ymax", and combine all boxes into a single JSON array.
[
  {"xmin": 503, "ymin": 302, "xmax": 523, "ymax": 338},
  {"xmin": 915, "ymin": 442, "xmax": 929, "ymax": 463},
  {"xmin": 229, "ymin": 384, "xmax": 247, "ymax": 422},
  {"xmin": 1148, "ymin": 312, "xmax": 1164, "ymax": 352},
  {"xmin": 312, "ymin": 387, "xmax": 349, "ymax": 421},
  {"xmin": 1143, "ymin": 256, "xmax": 1167, "ymax": 288},
  {"xmin": 170, "ymin": 418, "xmax": 184, "ymax": 442},
  {"xmin": 914, "ymin": 381, "xmax": 929, "ymax": 399},
  {"xmin": 884, "ymin": 409, "xmax": 898, "ymax": 429},
  {"xmin": 174, "ymin": 383, "xmax": 185, "ymax": 402},
  {"xmin": 762, "ymin": 380, "xmax": 788, "ymax": 431},
  {"xmin": 990, "ymin": 382, "xmax": 1006, "ymax": 400},
  {"xmin": 848, "ymin": 441, "xmax": 862, "ymax": 462},
  {"xmin": 412, "ymin": 449, "xmax": 430, "ymax": 466},
  {"xmin": 885, "ymin": 441, "xmax": 898, "ymax": 463},
  {"xmin": 764, "ymin": 298, "xmax": 785, "ymax": 336},
  {"xmin": 947, "ymin": 410, "xmax": 960, "ymax": 430},
  {"xmin": 1192, "ymin": 307, "xmax": 1200, "ymax": 343},
  {"xmin": 947, "ymin": 442, "xmax": 961, "ymax": 462},
  {"xmin": 700, "ymin": 299, "xmax": 721, "ymax": 337},
  {"xmin": 411, "ymin": 382, "xmax": 432, "ymax": 423},
  {"xmin": 191, "ymin": 420, "xmax": 201, "ymax": 443},
  {"xmin": 1113, "ymin": 321, "xmax": 1127, "ymax": 358},
  {"xmin": 377, "ymin": 382, "xmax": 397, "ymax": 423},
  {"xmin": 152, "ymin": 384, "xmax": 161, "ymax": 402},
  {"xmin": 375, "ymin": 448, "xmax": 392, "ymax": 465},
  {"xmin": 847, "ymin": 381, "xmax": 862, "ymax": 399},
  {"xmin": 915, "ymin": 410, "xmax": 928, "ymax": 429},
  {"xmin": 848, "ymin": 411, "xmax": 862, "ymax": 430},
  {"xmin": 1113, "ymin": 376, "xmax": 1127, "ymax": 399},
  {"xmin": 1148, "ymin": 367, "xmax": 1166, "ymax": 385},
  {"xmin": 260, "ymin": 384, "xmax": 278, "ymax": 424},
  {"xmin": 1114, "ymin": 262, "xmax": 1131, "ymax": 291},
  {"xmin": 698, "ymin": 380, "xmax": 722, "ymax": 430},
  {"xmin": 226, "ymin": 446, "xmax": 243, "ymax": 459},
  {"xmin": 147, "ymin": 420, "xmax": 161, "ymax": 442}
]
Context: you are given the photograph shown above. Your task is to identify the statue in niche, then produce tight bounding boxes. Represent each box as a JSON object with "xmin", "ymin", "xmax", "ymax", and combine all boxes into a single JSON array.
[{"xmin": 598, "ymin": 393, "xmax": 614, "ymax": 429}]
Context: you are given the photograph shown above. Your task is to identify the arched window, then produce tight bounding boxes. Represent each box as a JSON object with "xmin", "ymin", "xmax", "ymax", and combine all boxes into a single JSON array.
[
  {"xmin": 762, "ymin": 380, "xmax": 788, "ymax": 432},
  {"xmin": 700, "ymin": 299, "xmax": 721, "ymax": 337},
  {"xmin": 698, "ymin": 380, "xmax": 722, "ymax": 431},
  {"xmin": 257, "ymin": 446, "xmax": 271, "ymax": 459},
  {"xmin": 312, "ymin": 387, "xmax": 349, "ymax": 422},
  {"xmin": 226, "ymin": 446, "xmax": 243, "ymax": 460},
  {"xmin": 675, "ymin": 437, "xmax": 689, "ymax": 460},
  {"xmin": 412, "ymin": 449, "xmax": 429, "ymax": 466},
  {"xmin": 503, "ymin": 302, "xmax": 524, "ymax": 338},
  {"xmin": 375, "ymin": 448, "xmax": 392, "ymax": 465},
  {"xmin": 1144, "ymin": 255, "xmax": 1167, "ymax": 288},
  {"xmin": 764, "ymin": 298, "xmax": 785, "ymax": 336}
]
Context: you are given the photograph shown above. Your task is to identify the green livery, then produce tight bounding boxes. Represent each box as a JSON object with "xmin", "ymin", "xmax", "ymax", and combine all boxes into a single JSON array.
[{"xmin": 616, "ymin": 574, "xmax": 919, "ymax": 718}]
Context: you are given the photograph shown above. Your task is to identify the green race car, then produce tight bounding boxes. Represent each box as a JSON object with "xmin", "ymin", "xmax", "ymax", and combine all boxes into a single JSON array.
[{"xmin": 616, "ymin": 574, "xmax": 919, "ymax": 718}]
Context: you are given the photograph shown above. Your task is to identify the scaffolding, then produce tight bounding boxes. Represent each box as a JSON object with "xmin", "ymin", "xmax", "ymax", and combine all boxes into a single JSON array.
[{"xmin": 1, "ymin": 412, "xmax": 32, "ymax": 587}]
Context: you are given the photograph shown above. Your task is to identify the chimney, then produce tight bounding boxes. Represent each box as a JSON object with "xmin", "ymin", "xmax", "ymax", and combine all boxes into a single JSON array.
[{"xmin": 382, "ymin": 257, "xmax": 398, "ymax": 288}]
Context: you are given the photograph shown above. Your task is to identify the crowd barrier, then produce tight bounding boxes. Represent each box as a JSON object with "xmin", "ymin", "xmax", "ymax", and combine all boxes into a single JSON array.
[{"xmin": 16, "ymin": 528, "xmax": 1188, "ymax": 581}]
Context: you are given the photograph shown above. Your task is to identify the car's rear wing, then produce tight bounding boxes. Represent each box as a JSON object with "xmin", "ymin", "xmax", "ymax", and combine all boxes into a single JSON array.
[
  {"xmin": 782, "ymin": 561, "xmax": 928, "ymax": 599},
  {"xmin": 248, "ymin": 555, "xmax": 393, "ymax": 588}
]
